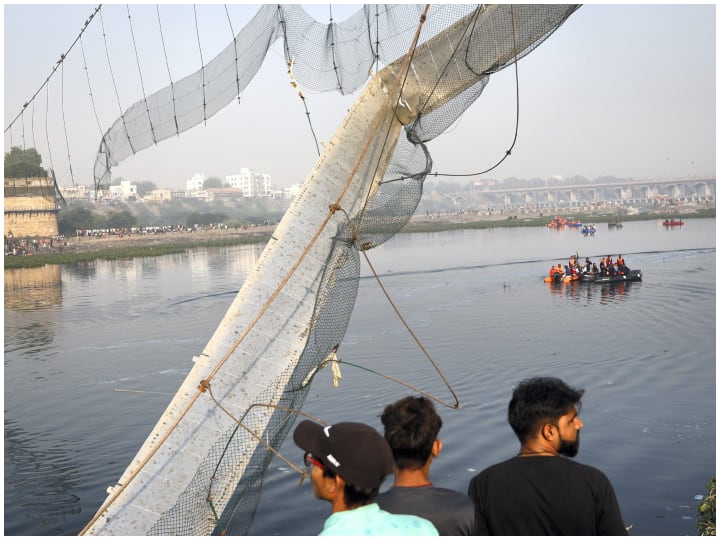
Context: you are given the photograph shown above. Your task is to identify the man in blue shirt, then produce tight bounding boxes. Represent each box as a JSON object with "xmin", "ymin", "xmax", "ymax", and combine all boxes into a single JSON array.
[{"xmin": 293, "ymin": 419, "xmax": 438, "ymax": 536}]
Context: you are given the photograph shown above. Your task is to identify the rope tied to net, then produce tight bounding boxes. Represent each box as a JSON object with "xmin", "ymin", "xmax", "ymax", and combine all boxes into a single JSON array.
[{"xmin": 80, "ymin": 7, "xmax": 434, "ymax": 533}]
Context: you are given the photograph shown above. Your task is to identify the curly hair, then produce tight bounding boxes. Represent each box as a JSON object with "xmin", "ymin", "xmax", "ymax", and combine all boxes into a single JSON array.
[
  {"xmin": 508, "ymin": 377, "xmax": 584, "ymax": 443},
  {"xmin": 380, "ymin": 395, "xmax": 442, "ymax": 470}
]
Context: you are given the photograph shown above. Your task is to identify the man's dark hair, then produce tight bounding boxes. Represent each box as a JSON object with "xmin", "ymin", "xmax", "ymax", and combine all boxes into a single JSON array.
[
  {"xmin": 380, "ymin": 395, "xmax": 442, "ymax": 470},
  {"xmin": 508, "ymin": 377, "xmax": 584, "ymax": 443},
  {"xmin": 321, "ymin": 467, "xmax": 378, "ymax": 506}
]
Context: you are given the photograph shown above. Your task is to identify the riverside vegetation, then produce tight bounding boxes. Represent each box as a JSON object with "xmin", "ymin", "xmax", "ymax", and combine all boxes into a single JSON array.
[{"xmin": 4, "ymin": 206, "xmax": 714, "ymax": 270}]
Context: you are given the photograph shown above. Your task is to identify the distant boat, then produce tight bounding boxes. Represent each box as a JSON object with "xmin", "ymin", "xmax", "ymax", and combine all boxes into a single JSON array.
[{"xmin": 663, "ymin": 219, "xmax": 684, "ymax": 227}]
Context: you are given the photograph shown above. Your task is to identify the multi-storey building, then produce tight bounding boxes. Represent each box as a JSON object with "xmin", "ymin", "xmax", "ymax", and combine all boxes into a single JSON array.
[{"xmin": 225, "ymin": 168, "xmax": 272, "ymax": 197}]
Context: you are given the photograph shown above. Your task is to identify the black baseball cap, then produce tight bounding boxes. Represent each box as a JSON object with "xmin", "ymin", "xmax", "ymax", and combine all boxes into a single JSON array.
[{"xmin": 293, "ymin": 420, "xmax": 394, "ymax": 489}]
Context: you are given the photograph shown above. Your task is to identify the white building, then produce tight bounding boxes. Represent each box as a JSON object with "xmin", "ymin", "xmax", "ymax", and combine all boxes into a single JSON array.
[
  {"xmin": 225, "ymin": 168, "xmax": 272, "ymax": 197},
  {"xmin": 108, "ymin": 180, "xmax": 138, "ymax": 200},
  {"xmin": 59, "ymin": 184, "xmax": 89, "ymax": 200},
  {"xmin": 186, "ymin": 173, "xmax": 206, "ymax": 191}
]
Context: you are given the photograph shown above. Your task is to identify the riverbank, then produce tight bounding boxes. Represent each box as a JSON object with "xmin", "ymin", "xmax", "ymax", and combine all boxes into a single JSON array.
[{"xmin": 4, "ymin": 207, "xmax": 714, "ymax": 269}]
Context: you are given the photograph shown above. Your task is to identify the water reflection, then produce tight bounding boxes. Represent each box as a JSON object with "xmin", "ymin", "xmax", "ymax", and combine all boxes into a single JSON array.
[
  {"xmin": 546, "ymin": 280, "xmax": 635, "ymax": 304},
  {"xmin": 63, "ymin": 261, "xmax": 97, "ymax": 280},
  {"xmin": 4, "ymin": 266, "xmax": 62, "ymax": 311}
]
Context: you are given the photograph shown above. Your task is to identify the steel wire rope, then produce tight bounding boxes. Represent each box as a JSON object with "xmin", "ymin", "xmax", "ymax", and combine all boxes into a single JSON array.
[
  {"xmin": 333, "ymin": 205, "xmax": 460, "ymax": 410},
  {"xmin": 99, "ymin": 7, "xmax": 135, "ymax": 156},
  {"xmin": 343, "ymin": 5, "xmax": 460, "ymax": 409},
  {"xmin": 429, "ymin": 4, "xmax": 521, "ymax": 179},
  {"xmin": 20, "ymin": 111, "xmax": 26, "ymax": 149},
  {"xmin": 60, "ymin": 61, "xmax": 76, "ymax": 184},
  {"xmin": 156, "ymin": 5, "xmax": 180, "ymax": 136},
  {"xmin": 79, "ymin": 34, "xmax": 105, "ymax": 138},
  {"xmin": 44, "ymin": 83, "xmax": 56, "ymax": 182},
  {"xmin": 223, "ymin": 4, "xmax": 242, "ymax": 104},
  {"xmin": 4, "ymin": 5, "xmax": 101, "ymax": 135},
  {"xmin": 126, "ymin": 5, "xmax": 157, "ymax": 144},
  {"xmin": 80, "ymin": 11, "xmax": 435, "ymax": 534},
  {"xmin": 194, "ymin": 4, "xmax": 208, "ymax": 125},
  {"xmin": 328, "ymin": 5, "xmax": 343, "ymax": 92},
  {"xmin": 279, "ymin": 5, "xmax": 322, "ymax": 156},
  {"xmin": 31, "ymin": 100, "xmax": 36, "ymax": 149},
  {"xmin": 377, "ymin": 5, "xmax": 521, "ymax": 185}
]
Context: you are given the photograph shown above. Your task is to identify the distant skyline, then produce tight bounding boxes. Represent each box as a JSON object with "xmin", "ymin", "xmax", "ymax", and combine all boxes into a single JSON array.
[{"xmin": 4, "ymin": 4, "xmax": 716, "ymax": 190}]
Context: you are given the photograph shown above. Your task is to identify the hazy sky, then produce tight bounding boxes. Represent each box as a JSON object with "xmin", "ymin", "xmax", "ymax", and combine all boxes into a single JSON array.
[{"xmin": 3, "ymin": 4, "xmax": 716, "ymax": 189}]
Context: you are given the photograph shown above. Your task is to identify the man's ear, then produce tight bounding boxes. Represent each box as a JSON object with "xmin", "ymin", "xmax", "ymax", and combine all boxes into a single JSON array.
[
  {"xmin": 431, "ymin": 439, "xmax": 443, "ymax": 458},
  {"xmin": 326, "ymin": 474, "xmax": 344, "ymax": 495},
  {"xmin": 541, "ymin": 423, "xmax": 556, "ymax": 441}
]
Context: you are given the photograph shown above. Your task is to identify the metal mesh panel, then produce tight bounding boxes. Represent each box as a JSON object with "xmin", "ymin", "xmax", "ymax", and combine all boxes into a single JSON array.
[{"xmin": 82, "ymin": 5, "xmax": 580, "ymax": 536}]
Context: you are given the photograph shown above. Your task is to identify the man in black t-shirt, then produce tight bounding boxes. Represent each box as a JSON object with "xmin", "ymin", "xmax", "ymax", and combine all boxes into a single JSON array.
[
  {"xmin": 376, "ymin": 395, "xmax": 475, "ymax": 535},
  {"xmin": 467, "ymin": 377, "xmax": 628, "ymax": 535}
]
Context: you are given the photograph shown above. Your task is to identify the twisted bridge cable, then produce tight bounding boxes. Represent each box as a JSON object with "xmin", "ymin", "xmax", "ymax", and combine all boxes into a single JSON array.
[
  {"xmin": 431, "ymin": 5, "xmax": 522, "ymax": 179},
  {"xmin": 79, "ymin": 33, "xmax": 105, "ymax": 138},
  {"xmin": 127, "ymin": 4, "xmax": 157, "ymax": 145},
  {"xmin": 4, "ymin": 4, "xmax": 101, "ymax": 136},
  {"xmin": 223, "ymin": 4, "xmax": 242, "ymax": 104},
  {"xmin": 81, "ymin": 11, "xmax": 440, "ymax": 532},
  {"xmin": 60, "ymin": 61, "xmax": 76, "ymax": 185},
  {"xmin": 279, "ymin": 6, "xmax": 322, "ymax": 157},
  {"xmin": 332, "ymin": 205, "xmax": 460, "ymax": 410},
  {"xmin": 355, "ymin": 4, "xmax": 430, "ymax": 231},
  {"xmin": 194, "ymin": 4, "xmax": 208, "ymax": 126},
  {"xmin": 157, "ymin": 5, "xmax": 180, "ymax": 136},
  {"xmin": 31, "ymin": 100, "xmax": 37, "ymax": 149},
  {"xmin": 44, "ymin": 83, "xmax": 56, "ymax": 182},
  {"xmin": 20, "ymin": 111, "xmax": 26, "ymax": 149},
  {"xmin": 100, "ymin": 7, "xmax": 135, "ymax": 155},
  {"xmin": 328, "ymin": 5, "xmax": 343, "ymax": 92},
  {"xmin": 360, "ymin": 250, "xmax": 460, "ymax": 409}
]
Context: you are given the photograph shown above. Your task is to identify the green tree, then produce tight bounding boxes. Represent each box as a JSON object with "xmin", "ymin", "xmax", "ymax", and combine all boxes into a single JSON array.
[
  {"xmin": 104, "ymin": 210, "xmax": 137, "ymax": 229},
  {"xmin": 203, "ymin": 177, "xmax": 223, "ymax": 189},
  {"xmin": 57, "ymin": 207, "xmax": 100, "ymax": 235},
  {"xmin": 4, "ymin": 146, "xmax": 47, "ymax": 178},
  {"xmin": 135, "ymin": 180, "xmax": 157, "ymax": 197}
]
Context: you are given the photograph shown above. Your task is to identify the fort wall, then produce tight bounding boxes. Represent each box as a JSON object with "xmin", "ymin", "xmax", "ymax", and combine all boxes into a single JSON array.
[{"xmin": 4, "ymin": 177, "xmax": 60, "ymax": 238}]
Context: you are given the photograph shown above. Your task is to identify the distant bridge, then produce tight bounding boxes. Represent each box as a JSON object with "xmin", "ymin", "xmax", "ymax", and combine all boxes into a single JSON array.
[{"xmin": 473, "ymin": 177, "xmax": 715, "ymax": 207}]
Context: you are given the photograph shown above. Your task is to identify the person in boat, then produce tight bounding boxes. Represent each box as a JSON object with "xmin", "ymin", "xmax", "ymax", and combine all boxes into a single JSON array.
[
  {"xmin": 376, "ymin": 395, "xmax": 475, "ymax": 535},
  {"xmin": 582, "ymin": 258, "xmax": 592, "ymax": 274},
  {"xmin": 467, "ymin": 377, "xmax": 628, "ymax": 536},
  {"xmin": 293, "ymin": 420, "xmax": 439, "ymax": 536},
  {"xmin": 617, "ymin": 255, "xmax": 629, "ymax": 274},
  {"xmin": 591, "ymin": 262, "xmax": 600, "ymax": 275},
  {"xmin": 599, "ymin": 257, "xmax": 607, "ymax": 276}
]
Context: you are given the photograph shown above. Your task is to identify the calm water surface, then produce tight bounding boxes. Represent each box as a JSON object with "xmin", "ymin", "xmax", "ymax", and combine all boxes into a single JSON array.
[{"xmin": 4, "ymin": 218, "xmax": 716, "ymax": 535}]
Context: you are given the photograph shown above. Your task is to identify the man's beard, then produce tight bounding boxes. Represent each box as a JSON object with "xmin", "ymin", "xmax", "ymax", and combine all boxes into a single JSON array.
[{"xmin": 558, "ymin": 432, "xmax": 580, "ymax": 457}]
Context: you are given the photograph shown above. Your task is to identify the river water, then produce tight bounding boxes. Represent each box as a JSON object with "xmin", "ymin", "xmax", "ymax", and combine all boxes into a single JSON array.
[{"xmin": 4, "ymin": 218, "xmax": 715, "ymax": 536}]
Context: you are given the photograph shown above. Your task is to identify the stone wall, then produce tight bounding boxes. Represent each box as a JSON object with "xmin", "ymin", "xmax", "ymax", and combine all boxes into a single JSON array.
[{"xmin": 4, "ymin": 177, "xmax": 59, "ymax": 238}]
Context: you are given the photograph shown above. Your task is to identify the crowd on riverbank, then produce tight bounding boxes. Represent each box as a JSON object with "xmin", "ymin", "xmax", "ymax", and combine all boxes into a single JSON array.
[{"xmin": 4, "ymin": 207, "xmax": 713, "ymax": 261}]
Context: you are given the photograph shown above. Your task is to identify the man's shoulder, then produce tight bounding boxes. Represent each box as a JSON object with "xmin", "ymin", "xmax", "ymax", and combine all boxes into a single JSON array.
[
  {"xmin": 376, "ymin": 486, "xmax": 474, "ymax": 535},
  {"xmin": 320, "ymin": 503, "xmax": 438, "ymax": 536},
  {"xmin": 377, "ymin": 485, "xmax": 472, "ymax": 502},
  {"xmin": 471, "ymin": 456, "xmax": 612, "ymax": 483}
]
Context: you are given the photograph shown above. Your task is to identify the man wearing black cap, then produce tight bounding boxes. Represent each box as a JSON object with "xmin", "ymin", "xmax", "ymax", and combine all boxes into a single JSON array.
[{"xmin": 293, "ymin": 420, "xmax": 439, "ymax": 535}]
